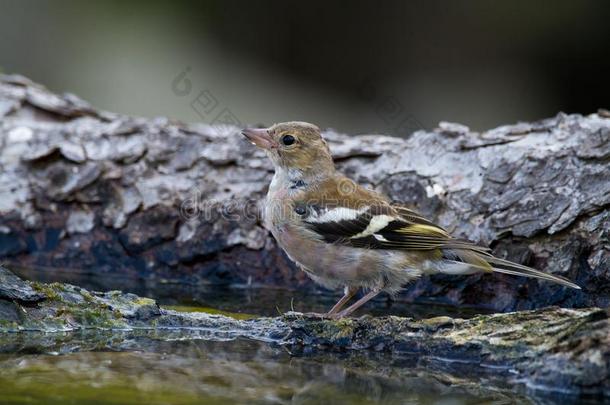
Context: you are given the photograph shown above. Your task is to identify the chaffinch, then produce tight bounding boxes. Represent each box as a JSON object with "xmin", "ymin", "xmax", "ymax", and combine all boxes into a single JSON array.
[{"xmin": 242, "ymin": 122, "xmax": 580, "ymax": 319}]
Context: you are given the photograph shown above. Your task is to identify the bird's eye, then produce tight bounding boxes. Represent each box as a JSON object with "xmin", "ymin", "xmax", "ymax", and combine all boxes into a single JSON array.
[
  {"xmin": 294, "ymin": 204, "xmax": 307, "ymax": 216},
  {"xmin": 281, "ymin": 134, "xmax": 296, "ymax": 146}
]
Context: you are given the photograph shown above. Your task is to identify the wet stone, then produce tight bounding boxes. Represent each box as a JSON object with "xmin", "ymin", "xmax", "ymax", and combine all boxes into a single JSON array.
[
  {"xmin": 0, "ymin": 266, "xmax": 607, "ymax": 397},
  {"xmin": 0, "ymin": 299, "xmax": 20, "ymax": 323},
  {"xmin": 0, "ymin": 266, "xmax": 46, "ymax": 302}
]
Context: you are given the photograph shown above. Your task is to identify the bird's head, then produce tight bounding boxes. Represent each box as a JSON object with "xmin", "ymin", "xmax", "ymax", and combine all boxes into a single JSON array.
[{"xmin": 242, "ymin": 121, "xmax": 335, "ymax": 177}]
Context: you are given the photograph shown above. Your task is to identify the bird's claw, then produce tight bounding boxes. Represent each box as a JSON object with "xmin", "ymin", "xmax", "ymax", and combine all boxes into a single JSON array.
[
  {"xmin": 327, "ymin": 311, "xmax": 349, "ymax": 320},
  {"xmin": 296, "ymin": 311, "xmax": 349, "ymax": 320}
]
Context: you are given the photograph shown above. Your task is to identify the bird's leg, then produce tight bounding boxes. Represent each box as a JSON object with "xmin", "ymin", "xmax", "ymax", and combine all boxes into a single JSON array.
[
  {"xmin": 331, "ymin": 288, "xmax": 382, "ymax": 319},
  {"xmin": 325, "ymin": 286, "xmax": 358, "ymax": 316}
]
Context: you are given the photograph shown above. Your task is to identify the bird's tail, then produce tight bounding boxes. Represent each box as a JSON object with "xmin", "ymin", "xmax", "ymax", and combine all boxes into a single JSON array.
[{"xmin": 439, "ymin": 247, "xmax": 581, "ymax": 290}]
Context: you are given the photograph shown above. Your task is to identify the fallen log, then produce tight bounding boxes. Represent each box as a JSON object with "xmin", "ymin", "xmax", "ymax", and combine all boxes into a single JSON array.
[
  {"xmin": 0, "ymin": 266, "xmax": 607, "ymax": 398},
  {"xmin": 0, "ymin": 74, "xmax": 608, "ymax": 311}
]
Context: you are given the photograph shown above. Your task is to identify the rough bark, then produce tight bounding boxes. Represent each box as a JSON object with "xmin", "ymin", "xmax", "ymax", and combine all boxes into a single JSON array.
[
  {"xmin": 0, "ymin": 266, "xmax": 608, "ymax": 398},
  {"xmin": 0, "ymin": 74, "xmax": 608, "ymax": 311}
]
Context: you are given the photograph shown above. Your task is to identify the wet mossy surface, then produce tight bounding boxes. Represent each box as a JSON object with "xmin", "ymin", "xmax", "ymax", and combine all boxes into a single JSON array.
[
  {"xmin": 0, "ymin": 337, "xmax": 546, "ymax": 405},
  {"xmin": 0, "ymin": 266, "xmax": 608, "ymax": 399}
]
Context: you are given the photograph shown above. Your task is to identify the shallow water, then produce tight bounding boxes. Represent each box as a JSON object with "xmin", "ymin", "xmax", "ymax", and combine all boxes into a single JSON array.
[
  {"xmin": 159, "ymin": 286, "xmax": 496, "ymax": 320},
  {"xmin": 10, "ymin": 266, "xmax": 494, "ymax": 320},
  {"xmin": 1, "ymin": 336, "xmax": 532, "ymax": 405},
  {"xmin": 1, "ymin": 270, "xmax": 598, "ymax": 404}
]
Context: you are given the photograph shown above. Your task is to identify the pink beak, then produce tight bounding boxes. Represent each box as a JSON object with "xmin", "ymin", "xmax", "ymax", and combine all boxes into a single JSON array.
[{"xmin": 241, "ymin": 128, "xmax": 278, "ymax": 150}]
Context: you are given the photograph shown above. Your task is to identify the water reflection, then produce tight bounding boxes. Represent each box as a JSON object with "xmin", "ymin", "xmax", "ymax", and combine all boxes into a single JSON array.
[
  {"xmin": 2, "ymin": 269, "xmax": 592, "ymax": 404},
  {"xmin": 161, "ymin": 287, "xmax": 496, "ymax": 320},
  {"xmin": 11, "ymin": 266, "xmax": 494, "ymax": 320},
  {"xmin": 0, "ymin": 338, "xmax": 528, "ymax": 405}
]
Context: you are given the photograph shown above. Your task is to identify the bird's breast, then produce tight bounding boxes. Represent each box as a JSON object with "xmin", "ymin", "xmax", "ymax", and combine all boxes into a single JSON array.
[{"xmin": 272, "ymin": 222, "xmax": 416, "ymax": 290}]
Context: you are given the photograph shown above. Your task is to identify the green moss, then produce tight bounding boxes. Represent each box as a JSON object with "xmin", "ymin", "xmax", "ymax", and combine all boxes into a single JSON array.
[
  {"xmin": 31, "ymin": 282, "xmax": 62, "ymax": 301},
  {"xmin": 81, "ymin": 290, "xmax": 95, "ymax": 303},
  {"xmin": 45, "ymin": 301, "xmax": 127, "ymax": 330},
  {"xmin": 298, "ymin": 318, "xmax": 357, "ymax": 342},
  {"xmin": 421, "ymin": 316, "xmax": 454, "ymax": 328},
  {"xmin": 68, "ymin": 307, "xmax": 126, "ymax": 329},
  {"xmin": 331, "ymin": 319, "xmax": 357, "ymax": 339},
  {"xmin": 0, "ymin": 320, "xmax": 19, "ymax": 331},
  {"xmin": 443, "ymin": 310, "xmax": 579, "ymax": 351},
  {"xmin": 133, "ymin": 297, "xmax": 156, "ymax": 306},
  {"xmin": 163, "ymin": 305, "xmax": 256, "ymax": 321},
  {"xmin": 0, "ymin": 379, "xmax": 229, "ymax": 405}
]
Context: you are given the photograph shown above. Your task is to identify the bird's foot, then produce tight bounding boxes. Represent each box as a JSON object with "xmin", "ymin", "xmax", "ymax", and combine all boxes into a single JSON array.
[
  {"xmin": 298, "ymin": 311, "xmax": 351, "ymax": 320},
  {"xmin": 283, "ymin": 311, "xmax": 350, "ymax": 320},
  {"xmin": 327, "ymin": 311, "xmax": 349, "ymax": 320}
]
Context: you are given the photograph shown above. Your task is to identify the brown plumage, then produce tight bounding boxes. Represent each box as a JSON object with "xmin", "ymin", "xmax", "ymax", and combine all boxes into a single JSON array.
[{"xmin": 242, "ymin": 122, "xmax": 580, "ymax": 319}]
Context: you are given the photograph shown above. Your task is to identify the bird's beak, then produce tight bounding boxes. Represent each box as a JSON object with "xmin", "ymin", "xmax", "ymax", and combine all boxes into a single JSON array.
[{"xmin": 241, "ymin": 127, "xmax": 278, "ymax": 150}]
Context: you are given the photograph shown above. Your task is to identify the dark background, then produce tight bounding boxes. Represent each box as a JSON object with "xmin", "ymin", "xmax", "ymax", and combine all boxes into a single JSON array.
[{"xmin": 1, "ymin": 0, "xmax": 609, "ymax": 135}]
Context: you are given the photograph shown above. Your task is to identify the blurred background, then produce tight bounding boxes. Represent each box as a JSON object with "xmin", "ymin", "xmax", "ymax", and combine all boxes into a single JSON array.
[{"xmin": 1, "ymin": 0, "xmax": 609, "ymax": 135}]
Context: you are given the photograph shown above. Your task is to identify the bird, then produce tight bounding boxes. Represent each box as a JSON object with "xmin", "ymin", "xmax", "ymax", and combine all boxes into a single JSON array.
[{"xmin": 241, "ymin": 122, "xmax": 581, "ymax": 319}]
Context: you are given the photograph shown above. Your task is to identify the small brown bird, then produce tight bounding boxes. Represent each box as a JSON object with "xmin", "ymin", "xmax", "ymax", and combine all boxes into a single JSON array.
[{"xmin": 242, "ymin": 122, "xmax": 580, "ymax": 319}]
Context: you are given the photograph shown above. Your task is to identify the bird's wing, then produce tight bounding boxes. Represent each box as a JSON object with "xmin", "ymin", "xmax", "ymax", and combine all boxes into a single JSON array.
[
  {"xmin": 301, "ymin": 200, "xmax": 490, "ymax": 253},
  {"xmin": 297, "ymin": 183, "xmax": 580, "ymax": 289}
]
